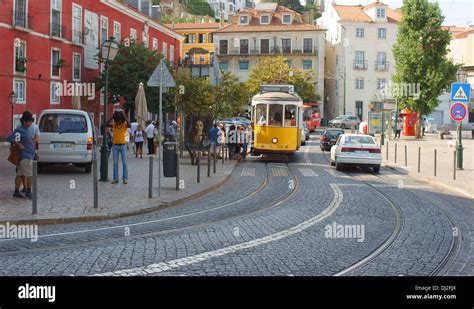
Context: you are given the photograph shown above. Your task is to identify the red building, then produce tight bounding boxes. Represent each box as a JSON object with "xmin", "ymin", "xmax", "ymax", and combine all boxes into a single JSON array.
[{"xmin": 0, "ymin": 0, "xmax": 184, "ymax": 137}]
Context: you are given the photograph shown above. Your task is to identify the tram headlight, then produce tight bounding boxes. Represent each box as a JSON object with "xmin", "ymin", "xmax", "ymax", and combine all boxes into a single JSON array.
[{"xmin": 272, "ymin": 138, "xmax": 278, "ymax": 144}]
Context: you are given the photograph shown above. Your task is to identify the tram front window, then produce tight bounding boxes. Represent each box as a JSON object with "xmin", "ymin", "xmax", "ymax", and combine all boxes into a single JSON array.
[
  {"xmin": 255, "ymin": 104, "xmax": 267, "ymax": 125},
  {"xmin": 269, "ymin": 104, "xmax": 283, "ymax": 126},
  {"xmin": 285, "ymin": 105, "xmax": 297, "ymax": 127}
]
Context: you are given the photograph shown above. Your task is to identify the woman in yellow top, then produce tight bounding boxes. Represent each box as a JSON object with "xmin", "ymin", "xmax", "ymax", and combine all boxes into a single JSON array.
[{"xmin": 106, "ymin": 111, "xmax": 131, "ymax": 184}]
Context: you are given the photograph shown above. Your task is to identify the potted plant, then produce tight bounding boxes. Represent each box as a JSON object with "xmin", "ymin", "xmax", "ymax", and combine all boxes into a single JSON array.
[{"xmin": 15, "ymin": 57, "xmax": 28, "ymax": 72}]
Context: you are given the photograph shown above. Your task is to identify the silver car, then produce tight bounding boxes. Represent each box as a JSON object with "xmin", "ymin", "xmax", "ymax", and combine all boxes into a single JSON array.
[
  {"xmin": 329, "ymin": 115, "xmax": 361, "ymax": 129},
  {"xmin": 37, "ymin": 109, "xmax": 96, "ymax": 173}
]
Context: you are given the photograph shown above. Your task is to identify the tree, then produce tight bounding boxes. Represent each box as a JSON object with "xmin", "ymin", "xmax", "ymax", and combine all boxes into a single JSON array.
[
  {"xmin": 213, "ymin": 71, "xmax": 250, "ymax": 118},
  {"xmin": 392, "ymin": 0, "xmax": 459, "ymax": 138},
  {"xmin": 95, "ymin": 41, "xmax": 163, "ymax": 117},
  {"xmin": 246, "ymin": 56, "xmax": 320, "ymax": 103},
  {"xmin": 182, "ymin": 0, "xmax": 215, "ymax": 17}
]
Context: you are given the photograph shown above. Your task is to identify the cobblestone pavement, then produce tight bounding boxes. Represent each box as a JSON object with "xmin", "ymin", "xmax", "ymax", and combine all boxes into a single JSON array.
[{"xmin": 0, "ymin": 133, "xmax": 472, "ymax": 276}]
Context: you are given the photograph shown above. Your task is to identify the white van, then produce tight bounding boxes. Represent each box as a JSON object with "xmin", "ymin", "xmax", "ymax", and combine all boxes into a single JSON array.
[{"xmin": 37, "ymin": 109, "xmax": 96, "ymax": 173}]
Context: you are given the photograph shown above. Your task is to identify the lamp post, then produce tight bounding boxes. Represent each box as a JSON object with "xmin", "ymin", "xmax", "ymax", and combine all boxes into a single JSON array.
[
  {"xmin": 455, "ymin": 68, "xmax": 468, "ymax": 170},
  {"xmin": 9, "ymin": 91, "xmax": 16, "ymax": 132},
  {"xmin": 99, "ymin": 37, "xmax": 119, "ymax": 182}
]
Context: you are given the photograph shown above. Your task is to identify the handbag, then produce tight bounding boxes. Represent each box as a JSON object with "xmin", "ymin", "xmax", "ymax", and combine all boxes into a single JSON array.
[{"xmin": 8, "ymin": 144, "xmax": 22, "ymax": 166}]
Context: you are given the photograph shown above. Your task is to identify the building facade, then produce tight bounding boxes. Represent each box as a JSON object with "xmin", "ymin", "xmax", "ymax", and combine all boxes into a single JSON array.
[
  {"xmin": 213, "ymin": 4, "xmax": 326, "ymax": 113},
  {"xmin": 208, "ymin": 0, "xmax": 255, "ymax": 21},
  {"xmin": 1, "ymin": 0, "xmax": 183, "ymax": 137},
  {"xmin": 318, "ymin": 1, "xmax": 400, "ymax": 121}
]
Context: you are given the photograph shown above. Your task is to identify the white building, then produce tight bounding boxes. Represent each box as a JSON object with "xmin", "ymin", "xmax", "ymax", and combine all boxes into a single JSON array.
[
  {"xmin": 208, "ymin": 0, "xmax": 255, "ymax": 21},
  {"xmin": 318, "ymin": 1, "xmax": 401, "ymax": 121},
  {"xmin": 214, "ymin": 3, "xmax": 326, "ymax": 115}
]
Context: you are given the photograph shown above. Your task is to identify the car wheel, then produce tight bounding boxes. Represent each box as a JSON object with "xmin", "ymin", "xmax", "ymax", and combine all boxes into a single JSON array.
[
  {"xmin": 341, "ymin": 124, "xmax": 346, "ymax": 129},
  {"xmin": 373, "ymin": 165, "xmax": 380, "ymax": 173},
  {"xmin": 84, "ymin": 163, "xmax": 92, "ymax": 173},
  {"xmin": 302, "ymin": 140, "xmax": 306, "ymax": 146},
  {"xmin": 335, "ymin": 157, "xmax": 343, "ymax": 171},
  {"xmin": 330, "ymin": 157, "xmax": 335, "ymax": 166}
]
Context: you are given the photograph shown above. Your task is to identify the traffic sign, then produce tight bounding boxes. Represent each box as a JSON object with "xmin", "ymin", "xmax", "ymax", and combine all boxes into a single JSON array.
[
  {"xmin": 450, "ymin": 102, "xmax": 467, "ymax": 122},
  {"xmin": 147, "ymin": 60, "xmax": 176, "ymax": 88},
  {"xmin": 450, "ymin": 83, "xmax": 471, "ymax": 103}
]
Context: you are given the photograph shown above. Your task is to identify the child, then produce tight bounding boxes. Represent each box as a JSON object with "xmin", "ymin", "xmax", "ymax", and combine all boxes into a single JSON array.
[{"xmin": 134, "ymin": 124, "xmax": 145, "ymax": 158}]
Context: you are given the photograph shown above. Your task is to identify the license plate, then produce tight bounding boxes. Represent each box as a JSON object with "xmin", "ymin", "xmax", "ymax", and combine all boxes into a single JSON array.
[
  {"xmin": 354, "ymin": 150, "xmax": 369, "ymax": 154},
  {"xmin": 53, "ymin": 143, "xmax": 74, "ymax": 149}
]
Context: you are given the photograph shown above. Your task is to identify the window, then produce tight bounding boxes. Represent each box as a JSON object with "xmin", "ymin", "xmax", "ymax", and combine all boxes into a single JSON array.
[
  {"xmin": 260, "ymin": 39, "xmax": 269, "ymax": 54},
  {"xmin": 303, "ymin": 60, "xmax": 313, "ymax": 70},
  {"xmin": 198, "ymin": 33, "xmax": 206, "ymax": 43},
  {"xmin": 282, "ymin": 14, "xmax": 291, "ymax": 24},
  {"xmin": 354, "ymin": 50, "xmax": 365, "ymax": 68},
  {"xmin": 113, "ymin": 21, "xmax": 121, "ymax": 42},
  {"xmin": 170, "ymin": 45, "xmax": 174, "ymax": 64},
  {"xmin": 260, "ymin": 15, "xmax": 270, "ymax": 24},
  {"xmin": 100, "ymin": 17, "xmax": 108, "ymax": 46},
  {"xmin": 303, "ymin": 38, "xmax": 313, "ymax": 53},
  {"xmin": 239, "ymin": 15, "xmax": 248, "ymax": 24},
  {"xmin": 208, "ymin": 33, "xmax": 213, "ymax": 43},
  {"xmin": 269, "ymin": 104, "xmax": 283, "ymax": 126},
  {"xmin": 376, "ymin": 8, "xmax": 386, "ymax": 18},
  {"xmin": 51, "ymin": 0, "xmax": 62, "ymax": 37},
  {"xmin": 162, "ymin": 42, "xmax": 167, "ymax": 59},
  {"xmin": 14, "ymin": 80, "xmax": 25, "ymax": 102},
  {"xmin": 14, "ymin": 41, "xmax": 26, "ymax": 73},
  {"xmin": 14, "ymin": 0, "xmax": 28, "ymax": 28},
  {"xmin": 239, "ymin": 60, "xmax": 249, "ymax": 70},
  {"xmin": 72, "ymin": 4, "xmax": 82, "ymax": 44},
  {"xmin": 130, "ymin": 28, "xmax": 137, "ymax": 41},
  {"xmin": 378, "ymin": 28, "xmax": 386, "ymax": 39},
  {"xmin": 240, "ymin": 39, "xmax": 249, "ymax": 54},
  {"xmin": 284, "ymin": 105, "xmax": 297, "ymax": 127},
  {"xmin": 51, "ymin": 82, "xmax": 60, "ymax": 104},
  {"xmin": 73, "ymin": 53, "xmax": 81, "ymax": 81},
  {"xmin": 377, "ymin": 78, "xmax": 386, "ymax": 90},
  {"xmin": 255, "ymin": 104, "xmax": 267, "ymax": 125},
  {"xmin": 356, "ymin": 28, "xmax": 364, "ymax": 38},
  {"xmin": 185, "ymin": 34, "xmax": 196, "ymax": 44},
  {"xmin": 51, "ymin": 49, "xmax": 60, "ymax": 77},
  {"xmin": 39, "ymin": 113, "xmax": 88, "ymax": 133},
  {"xmin": 152, "ymin": 38, "xmax": 158, "ymax": 50},
  {"xmin": 376, "ymin": 52, "xmax": 387, "ymax": 70},
  {"xmin": 356, "ymin": 101, "xmax": 363, "ymax": 121},
  {"xmin": 219, "ymin": 61, "xmax": 229, "ymax": 71},
  {"xmin": 356, "ymin": 78, "xmax": 364, "ymax": 90},
  {"xmin": 219, "ymin": 40, "xmax": 228, "ymax": 55},
  {"xmin": 282, "ymin": 38, "xmax": 291, "ymax": 53}
]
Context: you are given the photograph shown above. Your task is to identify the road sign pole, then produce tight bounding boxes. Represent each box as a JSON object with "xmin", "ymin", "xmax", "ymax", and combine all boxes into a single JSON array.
[
  {"xmin": 456, "ymin": 121, "xmax": 463, "ymax": 170},
  {"xmin": 158, "ymin": 61, "xmax": 163, "ymax": 197}
]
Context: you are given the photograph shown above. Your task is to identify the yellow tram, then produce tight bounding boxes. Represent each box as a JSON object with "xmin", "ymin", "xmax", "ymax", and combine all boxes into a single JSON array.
[{"xmin": 251, "ymin": 85, "xmax": 304, "ymax": 160}]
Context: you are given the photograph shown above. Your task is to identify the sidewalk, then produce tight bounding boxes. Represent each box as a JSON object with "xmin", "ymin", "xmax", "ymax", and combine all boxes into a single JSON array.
[
  {"xmin": 379, "ymin": 133, "xmax": 474, "ymax": 199},
  {"xmin": 0, "ymin": 145, "xmax": 237, "ymax": 225}
]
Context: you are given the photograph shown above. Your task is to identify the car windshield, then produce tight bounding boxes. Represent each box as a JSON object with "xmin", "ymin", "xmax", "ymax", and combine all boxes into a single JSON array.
[
  {"xmin": 334, "ymin": 116, "xmax": 345, "ymax": 120},
  {"xmin": 39, "ymin": 113, "xmax": 88, "ymax": 133},
  {"xmin": 327, "ymin": 131, "xmax": 343, "ymax": 138},
  {"xmin": 345, "ymin": 136, "xmax": 375, "ymax": 144}
]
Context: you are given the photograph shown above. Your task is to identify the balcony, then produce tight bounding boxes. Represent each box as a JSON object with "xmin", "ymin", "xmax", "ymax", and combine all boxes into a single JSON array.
[
  {"xmin": 12, "ymin": 13, "xmax": 33, "ymax": 30},
  {"xmin": 353, "ymin": 60, "xmax": 368, "ymax": 70},
  {"xmin": 374, "ymin": 61, "xmax": 389, "ymax": 71},
  {"xmin": 50, "ymin": 22, "xmax": 66, "ymax": 39}
]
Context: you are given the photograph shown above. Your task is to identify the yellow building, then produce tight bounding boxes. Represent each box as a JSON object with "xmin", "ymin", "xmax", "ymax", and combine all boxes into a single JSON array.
[{"xmin": 165, "ymin": 22, "xmax": 222, "ymax": 65}]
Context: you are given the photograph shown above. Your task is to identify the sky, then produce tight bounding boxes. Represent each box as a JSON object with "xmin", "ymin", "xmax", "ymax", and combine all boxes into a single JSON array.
[{"xmin": 315, "ymin": 0, "xmax": 474, "ymax": 27}]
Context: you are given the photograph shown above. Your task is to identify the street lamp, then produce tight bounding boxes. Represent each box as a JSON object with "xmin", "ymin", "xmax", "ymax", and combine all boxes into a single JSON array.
[
  {"xmin": 99, "ymin": 37, "xmax": 119, "ymax": 182},
  {"xmin": 9, "ymin": 91, "xmax": 16, "ymax": 132},
  {"xmin": 455, "ymin": 68, "xmax": 467, "ymax": 170}
]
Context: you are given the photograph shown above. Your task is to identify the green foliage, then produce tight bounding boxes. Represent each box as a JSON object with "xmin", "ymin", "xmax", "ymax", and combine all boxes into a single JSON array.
[
  {"xmin": 246, "ymin": 56, "xmax": 320, "ymax": 103},
  {"xmin": 160, "ymin": 15, "xmax": 198, "ymax": 24},
  {"xmin": 213, "ymin": 72, "xmax": 250, "ymax": 118},
  {"xmin": 182, "ymin": 0, "xmax": 215, "ymax": 17},
  {"xmin": 392, "ymin": 0, "xmax": 459, "ymax": 118},
  {"xmin": 152, "ymin": 0, "xmax": 160, "ymax": 5}
]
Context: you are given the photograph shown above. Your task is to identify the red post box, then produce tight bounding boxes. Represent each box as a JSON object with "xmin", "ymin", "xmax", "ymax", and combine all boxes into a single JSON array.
[{"xmin": 401, "ymin": 109, "xmax": 417, "ymax": 136}]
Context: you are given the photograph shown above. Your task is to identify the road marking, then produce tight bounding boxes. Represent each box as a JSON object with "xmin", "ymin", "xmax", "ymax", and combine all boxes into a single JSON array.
[
  {"xmin": 240, "ymin": 168, "xmax": 255, "ymax": 177},
  {"xmin": 272, "ymin": 167, "xmax": 288, "ymax": 177},
  {"xmin": 94, "ymin": 184, "xmax": 343, "ymax": 276},
  {"xmin": 298, "ymin": 168, "xmax": 318, "ymax": 177}
]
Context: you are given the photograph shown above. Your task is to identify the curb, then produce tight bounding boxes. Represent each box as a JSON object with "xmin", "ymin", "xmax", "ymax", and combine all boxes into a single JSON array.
[
  {"xmin": 384, "ymin": 164, "xmax": 474, "ymax": 200},
  {"xmin": 0, "ymin": 164, "xmax": 236, "ymax": 226}
]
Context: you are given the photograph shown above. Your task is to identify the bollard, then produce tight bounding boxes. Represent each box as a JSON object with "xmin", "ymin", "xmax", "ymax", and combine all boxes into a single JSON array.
[
  {"xmin": 417, "ymin": 147, "xmax": 421, "ymax": 173},
  {"xmin": 207, "ymin": 148, "xmax": 211, "ymax": 178},
  {"xmin": 404, "ymin": 145, "xmax": 407, "ymax": 167},
  {"xmin": 148, "ymin": 156, "xmax": 153, "ymax": 198},
  {"xmin": 213, "ymin": 143, "xmax": 217, "ymax": 174},
  {"xmin": 386, "ymin": 141, "xmax": 389, "ymax": 160},
  {"xmin": 434, "ymin": 149, "xmax": 437, "ymax": 177},
  {"xmin": 453, "ymin": 150, "xmax": 456, "ymax": 180},
  {"xmin": 394, "ymin": 143, "xmax": 398, "ymax": 164},
  {"xmin": 197, "ymin": 151, "xmax": 201, "ymax": 183},
  {"xmin": 93, "ymin": 155, "xmax": 98, "ymax": 208},
  {"xmin": 176, "ymin": 147, "xmax": 180, "ymax": 191},
  {"xmin": 221, "ymin": 143, "xmax": 224, "ymax": 165},
  {"xmin": 32, "ymin": 160, "xmax": 38, "ymax": 214}
]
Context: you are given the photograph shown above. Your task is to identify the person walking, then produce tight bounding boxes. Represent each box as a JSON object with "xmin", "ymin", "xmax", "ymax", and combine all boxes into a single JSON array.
[
  {"xmin": 7, "ymin": 111, "xmax": 35, "ymax": 199},
  {"xmin": 145, "ymin": 120, "xmax": 155, "ymax": 155},
  {"xmin": 240, "ymin": 125, "xmax": 249, "ymax": 160},
  {"xmin": 167, "ymin": 121, "xmax": 177, "ymax": 142},
  {"xmin": 106, "ymin": 111, "xmax": 131, "ymax": 184},
  {"xmin": 18, "ymin": 116, "xmax": 40, "ymax": 193},
  {"xmin": 395, "ymin": 118, "xmax": 402, "ymax": 139},
  {"xmin": 134, "ymin": 124, "xmax": 145, "ymax": 159},
  {"xmin": 130, "ymin": 119, "xmax": 139, "ymax": 154}
]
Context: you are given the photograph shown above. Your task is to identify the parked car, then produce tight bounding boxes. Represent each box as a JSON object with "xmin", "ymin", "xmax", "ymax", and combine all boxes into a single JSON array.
[
  {"xmin": 320, "ymin": 128, "xmax": 344, "ymax": 151},
  {"xmin": 330, "ymin": 134, "xmax": 382, "ymax": 172},
  {"xmin": 37, "ymin": 109, "xmax": 96, "ymax": 173},
  {"xmin": 329, "ymin": 115, "xmax": 361, "ymax": 129}
]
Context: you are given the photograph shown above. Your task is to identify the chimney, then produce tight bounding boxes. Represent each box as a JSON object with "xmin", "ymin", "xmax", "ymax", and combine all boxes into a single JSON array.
[{"xmin": 220, "ymin": 11, "xmax": 225, "ymax": 29}]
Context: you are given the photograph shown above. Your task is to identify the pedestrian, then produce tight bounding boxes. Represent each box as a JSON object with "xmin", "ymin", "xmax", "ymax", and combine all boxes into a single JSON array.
[
  {"xmin": 134, "ymin": 124, "xmax": 145, "ymax": 159},
  {"xmin": 240, "ymin": 125, "xmax": 249, "ymax": 160},
  {"xmin": 18, "ymin": 116, "xmax": 40, "ymax": 192},
  {"xmin": 153, "ymin": 123, "xmax": 163, "ymax": 156},
  {"xmin": 7, "ymin": 111, "xmax": 35, "ymax": 199},
  {"xmin": 395, "ymin": 118, "xmax": 402, "ymax": 139},
  {"xmin": 421, "ymin": 117, "xmax": 426, "ymax": 137},
  {"xmin": 228, "ymin": 124, "xmax": 236, "ymax": 159},
  {"xmin": 130, "ymin": 119, "xmax": 139, "ymax": 154},
  {"xmin": 210, "ymin": 123, "xmax": 220, "ymax": 158},
  {"xmin": 145, "ymin": 120, "xmax": 155, "ymax": 155},
  {"xmin": 167, "ymin": 120, "xmax": 177, "ymax": 142},
  {"xmin": 106, "ymin": 110, "xmax": 131, "ymax": 184}
]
